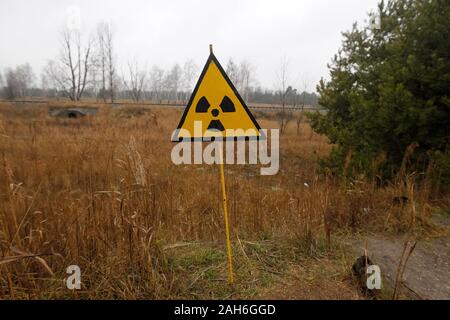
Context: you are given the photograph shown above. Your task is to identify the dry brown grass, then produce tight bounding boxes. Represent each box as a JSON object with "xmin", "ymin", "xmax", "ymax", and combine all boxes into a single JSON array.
[{"xmin": 0, "ymin": 101, "xmax": 446, "ymax": 299}]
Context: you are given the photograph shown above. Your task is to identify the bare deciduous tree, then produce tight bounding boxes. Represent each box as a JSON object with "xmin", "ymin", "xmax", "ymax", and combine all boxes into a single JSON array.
[
  {"xmin": 123, "ymin": 60, "xmax": 147, "ymax": 102},
  {"xmin": 40, "ymin": 73, "xmax": 55, "ymax": 98},
  {"xmin": 276, "ymin": 57, "xmax": 292, "ymax": 134},
  {"xmin": 97, "ymin": 22, "xmax": 116, "ymax": 102},
  {"xmin": 239, "ymin": 60, "xmax": 256, "ymax": 102},
  {"xmin": 165, "ymin": 64, "xmax": 182, "ymax": 101},
  {"xmin": 89, "ymin": 61, "xmax": 100, "ymax": 100},
  {"xmin": 4, "ymin": 63, "xmax": 35, "ymax": 99},
  {"xmin": 45, "ymin": 28, "xmax": 94, "ymax": 101},
  {"xmin": 4, "ymin": 69, "xmax": 18, "ymax": 99},
  {"xmin": 226, "ymin": 58, "xmax": 240, "ymax": 88},
  {"xmin": 225, "ymin": 58, "xmax": 256, "ymax": 102},
  {"xmin": 149, "ymin": 66, "xmax": 165, "ymax": 102},
  {"xmin": 296, "ymin": 80, "xmax": 308, "ymax": 136},
  {"xmin": 181, "ymin": 59, "xmax": 198, "ymax": 101},
  {"xmin": 0, "ymin": 72, "xmax": 3, "ymax": 98}
]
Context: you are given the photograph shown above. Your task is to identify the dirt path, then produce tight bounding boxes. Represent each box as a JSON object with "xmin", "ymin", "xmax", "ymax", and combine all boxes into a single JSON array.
[
  {"xmin": 346, "ymin": 215, "xmax": 450, "ymax": 300},
  {"xmin": 258, "ymin": 215, "xmax": 449, "ymax": 300},
  {"xmin": 257, "ymin": 258, "xmax": 362, "ymax": 300}
]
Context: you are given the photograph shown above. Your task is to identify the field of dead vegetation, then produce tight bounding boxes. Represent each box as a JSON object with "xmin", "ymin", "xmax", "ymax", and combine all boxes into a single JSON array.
[{"xmin": 0, "ymin": 101, "xmax": 448, "ymax": 299}]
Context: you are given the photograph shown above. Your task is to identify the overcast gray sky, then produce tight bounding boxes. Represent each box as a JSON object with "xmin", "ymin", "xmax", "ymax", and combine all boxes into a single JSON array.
[{"xmin": 0, "ymin": 0, "xmax": 380, "ymax": 91}]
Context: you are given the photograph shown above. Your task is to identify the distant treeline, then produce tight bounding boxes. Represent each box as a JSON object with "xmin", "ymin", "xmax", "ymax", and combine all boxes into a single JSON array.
[
  {"xmin": 0, "ymin": 79, "xmax": 319, "ymax": 106},
  {"xmin": 0, "ymin": 21, "xmax": 318, "ymax": 107}
]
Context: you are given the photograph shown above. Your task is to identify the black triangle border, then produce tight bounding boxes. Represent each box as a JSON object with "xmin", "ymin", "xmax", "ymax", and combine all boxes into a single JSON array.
[{"xmin": 171, "ymin": 52, "xmax": 264, "ymax": 142}]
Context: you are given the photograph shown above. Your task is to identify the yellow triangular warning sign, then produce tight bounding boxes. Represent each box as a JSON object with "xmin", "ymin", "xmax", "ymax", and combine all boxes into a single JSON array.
[{"xmin": 172, "ymin": 51, "xmax": 262, "ymax": 141}]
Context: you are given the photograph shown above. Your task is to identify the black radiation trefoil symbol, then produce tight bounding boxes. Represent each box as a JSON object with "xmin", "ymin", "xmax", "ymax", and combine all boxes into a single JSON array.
[{"xmin": 195, "ymin": 96, "xmax": 236, "ymax": 131}]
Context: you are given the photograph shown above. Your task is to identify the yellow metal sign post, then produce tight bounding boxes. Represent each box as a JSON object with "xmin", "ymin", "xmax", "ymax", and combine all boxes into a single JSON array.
[
  {"xmin": 172, "ymin": 45, "xmax": 262, "ymax": 284},
  {"xmin": 218, "ymin": 146, "xmax": 233, "ymax": 283}
]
